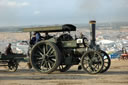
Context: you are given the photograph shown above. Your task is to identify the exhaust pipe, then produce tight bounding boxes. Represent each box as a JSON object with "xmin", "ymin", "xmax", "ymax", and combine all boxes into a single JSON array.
[{"xmin": 89, "ymin": 20, "xmax": 96, "ymax": 47}]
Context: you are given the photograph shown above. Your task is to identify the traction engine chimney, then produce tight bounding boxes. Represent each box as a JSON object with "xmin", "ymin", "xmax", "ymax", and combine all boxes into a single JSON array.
[{"xmin": 89, "ymin": 20, "xmax": 96, "ymax": 47}]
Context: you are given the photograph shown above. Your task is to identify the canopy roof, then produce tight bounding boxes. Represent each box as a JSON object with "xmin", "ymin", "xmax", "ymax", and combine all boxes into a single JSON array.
[{"xmin": 23, "ymin": 24, "xmax": 76, "ymax": 32}]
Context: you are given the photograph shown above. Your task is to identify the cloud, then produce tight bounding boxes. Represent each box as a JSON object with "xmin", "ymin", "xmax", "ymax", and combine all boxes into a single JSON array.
[
  {"xmin": 0, "ymin": 0, "xmax": 30, "ymax": 7},
  {"xmin": 20, "ymin": 2, "xmax": 30, "ymax": 6},
  {"xmin": 8, "ymin": 2, "xmax": 30, "ymax": 7},
  {"xmin": 7, "ymin": 1, "xmax": 17, "ymax": 7},
  {"xmin": 34, "ymin": 11, "xmax": 41, "ymax": 15}
]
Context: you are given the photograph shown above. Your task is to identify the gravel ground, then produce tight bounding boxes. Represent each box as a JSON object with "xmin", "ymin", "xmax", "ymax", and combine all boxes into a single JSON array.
[{"xmin": 0, "ymin": 59, "xmax": 128, "ymax": 85}]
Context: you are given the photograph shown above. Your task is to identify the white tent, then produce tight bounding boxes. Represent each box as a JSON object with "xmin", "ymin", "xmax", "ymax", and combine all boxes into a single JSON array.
[{"xmin": 97, "ymin": 40, "xmax": 114, "ymax": 45}]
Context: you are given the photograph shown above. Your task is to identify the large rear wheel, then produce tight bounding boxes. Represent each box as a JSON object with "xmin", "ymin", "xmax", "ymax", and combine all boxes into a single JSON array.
[
  {"xmin": 30, "ymin": 41, "xmax": 61, "ymax": 74},
  {"xmin": 81, "ymin": 51, "xmax": 104, "ymax": 74}
]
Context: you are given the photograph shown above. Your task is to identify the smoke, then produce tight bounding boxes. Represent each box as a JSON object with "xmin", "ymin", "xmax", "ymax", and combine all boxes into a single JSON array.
[
  {"xmin": 79, "ymin": 0, "xmax": 102, "ymax": 13},
  {"xmin": 78, "ymin": 0, "xmax": 128, "ymax": 12},
  {"xmin": 77, "ymin": 0, "xmax": 128, "ymax": 22}
]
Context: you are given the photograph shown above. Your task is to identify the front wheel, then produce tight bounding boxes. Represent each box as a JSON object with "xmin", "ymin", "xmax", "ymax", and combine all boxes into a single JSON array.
[{"xmin": 81, "ymin": 51, "xmax": 104, "ymax": 74}]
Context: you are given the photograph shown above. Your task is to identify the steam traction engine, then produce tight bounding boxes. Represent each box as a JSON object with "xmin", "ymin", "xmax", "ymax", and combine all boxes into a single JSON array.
[{"xmin": 24, "ymin": 21, "xmax": 111, "ymax": 74}]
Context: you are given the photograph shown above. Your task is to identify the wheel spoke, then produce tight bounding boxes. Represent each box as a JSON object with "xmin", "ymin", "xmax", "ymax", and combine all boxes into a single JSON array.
[
  {"xmin": 43, "ymin": 44, "xmax": 46, "ymax": 54},
  {"xmin": 49, "ymin": 55, "xmax": 55, "ymax": 59},
  {"xmin": 97, "ymin": 64, "xmax": 100, "ymax": 69},
  {"xmin": 95, "ymin": 64, "xmax": 99, "ymax": 70},
  {"xmin": 37, "ymin": 46, "xmax": 44, "ymax": 54},
  {"xmin": 36, "ymin": 57, "xmax": 43, "ymax": 60},
  {"xmin": 84, "ymin": 65, "xmax": 89, "ymax": 69},
  {"xmin": 104, "ymin": 61, "xmax": 109, "ymax": 63},
  {"xmin": 46, "ymin": 44, "xmax": 49, "ymax": 53},
  {"xmin": 41, "ymin": 59, "xmax": 45, "ymax": 65},
  {"xmin": 42, "ymin": 61, "xmax": 46, "ymax": 69},
  {"xmin": 89, "ymin": 67, "xmax": 94, "ymax": 72},
  {"xmin": 49, "ymin": 60, "xmax": 54, "ymax": 66},
  {"xmin": 42, "ymin": 61, "xmax": 47, "ymax": 68},
  {"xmin": 104, "ymin": 58, "xmax": 109, "ymax": 60},
  {"xmin": 45, "ymin": 61, "xmax": 49, "ymax": 70},
  {"xmin": 40, "ymin": 60, "xmax": 45, "ymax": 69},
  {"xmin": 38, "ymin": 51, "xmax": 45, "ymax": 58},
  {"xmin": 49, "ymin": 49, "xmax": 54, "ymax": 55},
  {"xmin": 51, "ymin": 58, "xmax": 56, "ymax": 62},
  {"xmin": 48, "ymin": 62, "xmax": 52, "ymax": 69},
  {"xmin": 46, "ymin": 48, "xmax": 53, "ymax": 55}
]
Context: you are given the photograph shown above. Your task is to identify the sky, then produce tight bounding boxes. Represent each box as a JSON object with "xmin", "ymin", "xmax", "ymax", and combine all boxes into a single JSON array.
[{"xmin": 0, "ymin": 0, "xmax": 128, "ymax": 26}]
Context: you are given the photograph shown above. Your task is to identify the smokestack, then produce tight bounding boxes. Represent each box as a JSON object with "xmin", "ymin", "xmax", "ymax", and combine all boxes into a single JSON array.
[{"xmin": 89, "ymin": 20, "xmax": 96, "ymax": 47}]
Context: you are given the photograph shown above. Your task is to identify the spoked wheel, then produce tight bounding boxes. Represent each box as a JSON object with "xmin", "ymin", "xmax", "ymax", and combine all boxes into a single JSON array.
[
  {"xmin": 8, "ymin": 60, "xmax": 18, "ymax": 72},
  {"xmin": 58, "ymin": 65, "xmax": 72, "ymax": 72},
  {"xmin": 81, "ymin": 51, "xmax": 104, "ymax": 74},
  {"xmin": 99, "ymin": 50, "xmax": 111, "ymax": 73},
  {"xmin": 30, "ymin": 41, "xmax": 61, "ymax": 74}
]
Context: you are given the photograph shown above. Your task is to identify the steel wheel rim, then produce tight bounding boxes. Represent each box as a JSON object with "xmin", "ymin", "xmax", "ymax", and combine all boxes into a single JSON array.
[
  {"xmin": 31, "ymin": 42, "xmax": 60, "ymax": 73},
  {"xmin": 100, "ymin": 50, "xmax": 111, "ymax": 73},
  {"xmin": 82, "ymin": 51, "xmax": 104, "ymax": 74}
]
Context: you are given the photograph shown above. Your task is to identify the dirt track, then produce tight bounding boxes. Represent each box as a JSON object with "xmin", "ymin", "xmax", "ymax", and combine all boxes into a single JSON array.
[{"xmin": 0, "ymin": 59, "xmax": 128, "ymax": 85}]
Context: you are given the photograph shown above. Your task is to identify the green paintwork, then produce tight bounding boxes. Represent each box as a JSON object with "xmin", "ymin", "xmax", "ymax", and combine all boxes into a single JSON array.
[
  {"xmin": 61, "ymin": 40, "xmax": 77, "ymax": 48},
  {"xmin": 23, "ymin": 26, "xmax": 62, "ymax": 32},
  {"xmin": 0, "ymin": 54, "xmax": 26, "ymax": 60},
  {"xmin": 45, "ymin": 38, "xmax": 57, "ymax": 43},
  {"xmin": 23, "ymin": 24, "xmax": 76, "ymax": 32}
]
